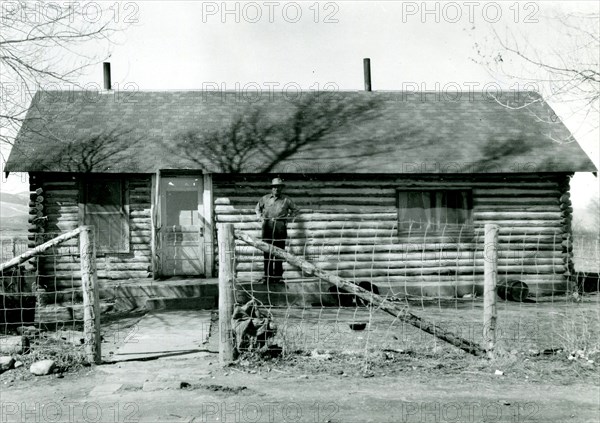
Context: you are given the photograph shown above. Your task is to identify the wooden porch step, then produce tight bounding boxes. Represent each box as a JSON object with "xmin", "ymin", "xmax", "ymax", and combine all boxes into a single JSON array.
[
  {"xmin": 145, "ymin": 296, "xmax": 217, "ymax": 311},
  {"xmin": 100, "ymin": 278, "xmax": 219, "ymax": 311}
]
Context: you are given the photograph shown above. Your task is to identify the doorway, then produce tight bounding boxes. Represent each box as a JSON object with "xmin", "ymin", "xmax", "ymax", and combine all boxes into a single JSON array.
[{"xmin": 158, "ymin": 175, "xmax": 205, "ymax": 277}]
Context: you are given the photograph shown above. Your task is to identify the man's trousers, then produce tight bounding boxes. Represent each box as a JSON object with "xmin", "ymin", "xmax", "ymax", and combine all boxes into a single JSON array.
[{"xmin": 262, "ymin": 219, "xmax": 287, "ymax": 280}]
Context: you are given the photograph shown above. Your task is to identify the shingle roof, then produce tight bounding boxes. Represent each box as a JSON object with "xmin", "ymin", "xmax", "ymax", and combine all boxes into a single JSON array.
[{"xmin": 5, "ymin": 90, "xmax": 597, "ymax": 174}]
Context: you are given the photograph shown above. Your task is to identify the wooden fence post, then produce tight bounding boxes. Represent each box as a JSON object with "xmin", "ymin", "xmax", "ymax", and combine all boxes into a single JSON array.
[
  {"xmin": 217, "ymin": 223, "xmax": 235, "ymax": 364},
  {"xmin": 11, "ymin": 237, "xmax": 17, "ymax": 259},
  {"xmin": 483, "ymin": 224, "xmax": 499, "ymax": 359},
  {"xmin": 79, "ymin": 226, "xmax": 101, "ymax": 364}
]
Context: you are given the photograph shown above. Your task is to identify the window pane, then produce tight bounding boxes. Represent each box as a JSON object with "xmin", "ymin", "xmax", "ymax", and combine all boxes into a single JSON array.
[
  {"xmin": 444, "ymin": 191, "xmax": 460, "ymax": 225},
  {"xmin": 399, "ymin": 189, "xmax": 472, "ymax": 233},
  {"xmin": 399, "ymin": 191, "xmax": 432, "ymax": 230},
  {"xmin": 88, "ymin": 212, "xmax": 126, "ymax": 251},
  {"xmin": 166, "ymin": 191, "xmax": 199, "ymax": 226},
  {"xmin": 84, "ymin": 179, "xmax": 128, "ymax": 252},
  {"xmin": 87, "ymin": 180, "xmax": 121, "ymax": 206}
]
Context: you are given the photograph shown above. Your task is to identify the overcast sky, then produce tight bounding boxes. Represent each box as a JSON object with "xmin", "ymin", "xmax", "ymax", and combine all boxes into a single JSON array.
[{"xmin": 1, "ymin": 1, "xmax": 598, "ymax": 210}]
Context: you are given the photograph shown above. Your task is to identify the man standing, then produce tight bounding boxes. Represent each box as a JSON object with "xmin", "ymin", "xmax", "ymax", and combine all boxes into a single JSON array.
[{"xmin": 255, "ymin": 178, "xmax": 299, "ymax": 283}]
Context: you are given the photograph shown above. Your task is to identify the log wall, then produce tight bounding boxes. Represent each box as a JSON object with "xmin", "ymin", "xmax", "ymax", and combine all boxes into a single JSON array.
[
  {"xmin": 213, "ymin": 174, "xmax": 572, "ymax": 297},
  {"xmin": 25, "ymin": 172, "xmax": 573, "ymax": 302},
  {"xmin": 28, "ymin": 173, "xmax": 153, "ymax": 303}
]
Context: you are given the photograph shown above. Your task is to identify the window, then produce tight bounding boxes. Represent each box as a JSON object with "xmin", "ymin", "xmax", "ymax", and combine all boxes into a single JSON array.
[
  {"xmin": 83, "ymin": 178, "xmax": 130, "ymax": 253},
  {"xmin": 397, "ymin": 189, "xmax": 472, "ymax": 233}
]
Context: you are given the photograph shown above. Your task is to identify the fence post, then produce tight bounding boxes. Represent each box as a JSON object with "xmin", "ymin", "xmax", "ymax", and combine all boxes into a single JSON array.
[
  {"xmin": 11, "ymin": 237, "xmax": 17, "ymax": 259},
  {"xmin": 483, "ymin": 224, "xmax": 499, "ymax": 359},
  {"xmin": 217, "ymin": 223, "xmax": 235, "ymax": 364},
  {"xmin": 79, "ymin": 226, "xmax": 101, "ymax": 364}
]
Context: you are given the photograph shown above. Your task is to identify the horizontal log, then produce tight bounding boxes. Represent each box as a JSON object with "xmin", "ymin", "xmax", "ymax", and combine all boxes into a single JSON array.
[
  {"xmin": 235, "ymin": 262, "xmax": 567, "ymax": 276},
  {"xmin": 46, "ymin": 256, "xmax": 151, "ymax": 265},
  {"xmin": 130, "ymin": 224, "xmax": 152, "ymax": 232},
  {"xmin": 233, "ymin": 221, "xmax": 399, "ymax": 231},
  {"xmin": 216, "ymin": 212, "xmax": 399, "ymax": 222},
  {"xmin": 473, "ymin": 189, "xmax": 560, "ymax": 196},
  {"xmin": 234, "ymin": 258, "xmax": 564, "ymax": 272},
  {"xmin": 40, "ymin": 182, "xmax": 76, "ymax": 189},
  {"xmin": 236, "ymin": 242, "xmax": 480, "ymax": 253},
  {"xmin": 476, "ymin": 228, "xmax": 562, "ymax": 235},
  {"xmin": 130, "ymin": 236, "xmax": 151, "ymax": 244},
  {"xmin": 99, "ymin": 270, "xmax": 151, "ymax": 280},
  {"xmin": 131, "ymin": 244, "xmax": 151, "ymax": 251},
  {"xmin": 236, "ymin": 250, "xmax": 563, "ymax": 262},
  {"xmin": 472, "ymin": 221, "xmax": 562, "ymax": 228},
  {"xmin": 217, "ymin": 188, "xmax": 397, "ymax": 197},
  {"xmin": 130, "ymin": 210, "xmax": 151, "ymax": 218},
  {"xmin": 233, "ymin": 235, "xmax": 563, "ymax": 247},
  {"xmin": 234, "ymin": 227, "xmax": 562, "ymax": 240},
  {"xmin": 473, "ymin": 212, "xmax": 562, "ymax": 220},
  {"xmin": 237, "ymin": 229, "xmax": 397, "ymax": 238},
  {"xmin": 234, "ymin": 272, "xmax": 567, "ymax": 285},
  {"xmin": 46, "ymin": 189, "xmax": 78, "ymax": 196},
  {"xmin": 45, "ymin": 262, "xmax": 150, "ymax": 271},
  {"xmin": 474, "ymin": 205, "xmax": 561, "ymax": 213},
  {"xmin": 129, "ymin": 229, "xmax": 151, "ymax": 237},
  {"xmin": 213, "ymin": 178, "xmax": 560, "ymax": 189},
  {"xmin": 45, "ymin": 201, "xmax": 78, "ymax": 208},
  {"xmin": 474, "ymin": 198, "xmax": 559, "ymax": 205},
  {"xmin": 215, "ymin": 205, "xmax": 394, "ymax": 213},
  {"xmin": 215, "ymin": 196, "xmax": 397, "ymax": 206},
  {"xmin": 41, "ymin": 206, "xmax": 79, "ymax": 214},
  {"xmin": 45, "ymin": 270, "xmax": 150, "ymax": 280},
  {"xmin": 131, "ymin": 218, "xmax": 152, "ymax": 225}
]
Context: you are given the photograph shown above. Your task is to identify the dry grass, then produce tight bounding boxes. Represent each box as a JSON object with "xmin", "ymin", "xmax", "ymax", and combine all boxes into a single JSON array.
[{"xmin": 255, "ymin": 296, "xmax": 600, "ymax": 382}]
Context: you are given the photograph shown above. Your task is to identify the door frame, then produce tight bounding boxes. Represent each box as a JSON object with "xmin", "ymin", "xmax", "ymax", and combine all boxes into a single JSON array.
[{"xmin": 151, "ymin": 170, "xmax": 214, "ymax": 278}]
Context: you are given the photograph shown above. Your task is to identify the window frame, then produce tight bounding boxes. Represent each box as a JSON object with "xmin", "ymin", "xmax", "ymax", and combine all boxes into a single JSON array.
[
  {"xmin": 80, "ymin": 177, "xmax": 130, "ymax": 254},
  {"xmin": 396, "ymin": 188, "xmax": 474, "ymax": 236}
]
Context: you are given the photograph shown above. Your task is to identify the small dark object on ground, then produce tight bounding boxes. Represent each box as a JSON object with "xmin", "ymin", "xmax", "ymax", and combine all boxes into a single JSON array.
[
  {"xmin": 349, "ymin": 323, "xmax": 367, "ymax": 331},
  {"xmin": 497, "ymin": 279, "xmax": 529, "ymax": 302},
  {"xmin": 203, "ymin": 384, "xmax": 247, "ymax": 394},
  {"xmin": 261, "ymin": 344, "xmax": 283, "ymax": 358},
  {"xmin": 542, "ymin": 348, "xmax": 563, "ymax": 355},
  {"xmin": 328, "ymin": 281, "xmax": 380, "ymax": 307}
]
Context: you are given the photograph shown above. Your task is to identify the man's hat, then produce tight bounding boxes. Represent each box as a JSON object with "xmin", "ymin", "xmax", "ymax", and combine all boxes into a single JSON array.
[{"xmin": 271, "ymin": 178, "xmax": 285, "ymax": 186}]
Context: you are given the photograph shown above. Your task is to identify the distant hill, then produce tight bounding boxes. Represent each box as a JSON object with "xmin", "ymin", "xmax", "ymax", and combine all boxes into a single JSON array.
[
  {"xmin": 0, "ymin": 191, "xmax": 29, "ymax": 233},
  {"xmin": 0, "ymin": 191, "xmax": 29, "ymax": 205},
  {"xmin": 573, "ymin": 206, "xmax": 599, "ymax": 236}
]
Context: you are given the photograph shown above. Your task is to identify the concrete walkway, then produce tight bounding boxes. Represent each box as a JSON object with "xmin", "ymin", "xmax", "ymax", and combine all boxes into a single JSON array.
[{"xmin": 109, "ymin": 310, "xmax": 213, "ymax": 361}]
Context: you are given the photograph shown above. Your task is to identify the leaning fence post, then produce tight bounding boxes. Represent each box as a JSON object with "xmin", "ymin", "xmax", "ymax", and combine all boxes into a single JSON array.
[
  {"xmin": 483, "ymin": 224, "xmax": 499, "ymax": 359},
  {"xmin": 217, "ymin": 223, "xmax": 235, "ymax": 364},
  {"xmin": 79, "ymin": 226, "xmax": 101, "ymax": 364}
]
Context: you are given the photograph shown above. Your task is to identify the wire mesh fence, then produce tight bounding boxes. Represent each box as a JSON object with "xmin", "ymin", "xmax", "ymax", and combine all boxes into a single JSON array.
[
  {"xmin": 0, "ymin": 228, "xmax": 100, "ymax": 369},
  {"xmin": 222, "ymin": 221, "xmax": 600, "ymax": 364},
  {"xmin": 0, "ymin": 235, "xmax": 29, "ymax": 262}
]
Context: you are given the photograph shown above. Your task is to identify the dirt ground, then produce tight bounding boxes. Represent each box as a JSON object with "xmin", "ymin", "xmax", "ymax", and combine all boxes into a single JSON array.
[
  {"xmin": 2, "ymin": 306, "xmax": 600, "ymax": 423},
  {"xmin": 2, "ymin": 350, "xmax": 599, "ymax": 423}
]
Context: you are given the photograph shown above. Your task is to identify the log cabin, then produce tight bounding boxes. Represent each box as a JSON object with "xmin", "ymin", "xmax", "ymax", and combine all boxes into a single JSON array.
[{"xmin": 4, "ymin": 76, "xmax": 597, "ymax": 307}]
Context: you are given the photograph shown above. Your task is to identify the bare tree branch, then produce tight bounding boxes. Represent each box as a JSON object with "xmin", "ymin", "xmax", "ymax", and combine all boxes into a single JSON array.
[{"xmin": 0, "ymin": 1, "xmax": 125, "ymax": 149}]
